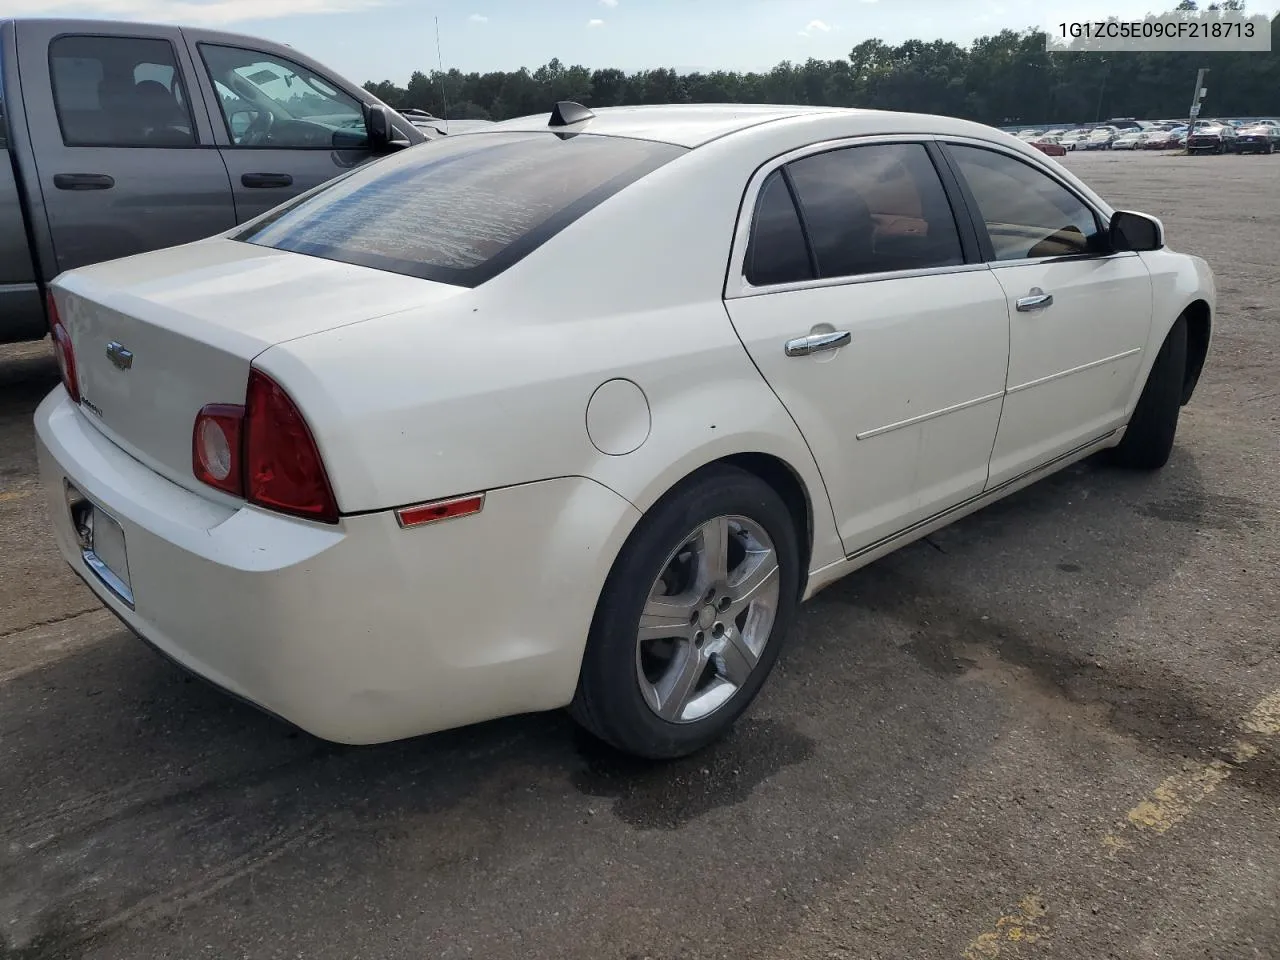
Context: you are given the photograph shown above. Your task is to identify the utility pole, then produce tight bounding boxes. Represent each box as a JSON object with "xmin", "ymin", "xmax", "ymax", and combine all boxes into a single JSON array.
[{"xmin": 1186, "ymin": 67, "xmax": 1208, "ymax": 154}]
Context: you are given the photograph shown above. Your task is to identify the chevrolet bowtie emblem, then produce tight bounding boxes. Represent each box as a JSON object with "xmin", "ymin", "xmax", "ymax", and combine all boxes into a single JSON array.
[{"xmin": 106, "ymin": 341, "xmax": 133, "ymax": 371}]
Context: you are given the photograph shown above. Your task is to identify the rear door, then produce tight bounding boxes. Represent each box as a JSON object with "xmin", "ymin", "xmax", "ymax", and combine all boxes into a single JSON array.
[
  {"xmin": 723, "ymin": 139, "xmax": 1011, "ymax": 555},
  {"xmin": 181, "ymin": 32, "xmax": 383, "ymax": 223},
  {"xmin": 16, "ymin": 21, "xmax": 236, "ymax": 274}
]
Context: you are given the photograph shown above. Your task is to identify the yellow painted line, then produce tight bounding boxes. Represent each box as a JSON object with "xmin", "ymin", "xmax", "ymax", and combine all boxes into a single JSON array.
[
  {"xmin": 966, "ymin": 685, "xmax": 1280, "ymax": 955},
  {"xmin": 0, "ymin": 489, "xmax": 33, "ymax": 503},
  {"xmin": 1102, "ymin": 687, "xmax": 1280, "ymax": 855},
  {"xmin": 962, "ymin": 894, "xmax": 1049, "ymax": 959}
]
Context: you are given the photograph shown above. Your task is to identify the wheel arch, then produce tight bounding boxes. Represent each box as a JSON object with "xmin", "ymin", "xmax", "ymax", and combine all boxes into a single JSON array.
[{"xmin": 1180, "ymin": 298, "xmax": 1211, "ymax": 406}]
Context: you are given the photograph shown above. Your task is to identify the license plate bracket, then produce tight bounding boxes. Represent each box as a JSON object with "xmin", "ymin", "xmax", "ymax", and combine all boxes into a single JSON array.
[{"xmin": 66, "ymin": 482, "xmax": 134, "ymax": 607}]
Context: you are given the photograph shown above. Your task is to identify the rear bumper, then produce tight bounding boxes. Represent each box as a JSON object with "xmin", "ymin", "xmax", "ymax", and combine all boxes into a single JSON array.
[{"xmin": 35, "ymin": 388, "xmax": 641, "ymax": 744}]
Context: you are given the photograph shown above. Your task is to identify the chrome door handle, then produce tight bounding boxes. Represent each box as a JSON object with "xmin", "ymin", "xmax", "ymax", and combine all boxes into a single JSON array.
[
  {"xmin": 1015, "ymin": 291, "xmax": 1054, "ymax": 311},
  {"xmin": 784, "ymin": 330, "xmax": 851, "ymax": 357}
]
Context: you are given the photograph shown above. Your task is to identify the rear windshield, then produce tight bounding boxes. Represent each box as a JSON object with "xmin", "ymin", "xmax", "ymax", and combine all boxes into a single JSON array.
[{"xmin": 237, "ymin": 132, "xmax": 686, "ymax": 287}]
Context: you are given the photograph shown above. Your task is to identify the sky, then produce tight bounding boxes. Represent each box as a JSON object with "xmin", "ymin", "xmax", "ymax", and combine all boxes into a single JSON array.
[{"xmin": 9, "ymin": 0, "xmax": 1279, "ymax": 85}]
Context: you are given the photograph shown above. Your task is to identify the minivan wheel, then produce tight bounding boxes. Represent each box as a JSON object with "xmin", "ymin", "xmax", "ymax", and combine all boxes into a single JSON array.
[
  {"xmin": 1109, "ymin": 316, "xmax": 1189, "ymax": 471},
  {"xmin": 570, "ymin": 465, "xmax": 801, "ymax": 759}
]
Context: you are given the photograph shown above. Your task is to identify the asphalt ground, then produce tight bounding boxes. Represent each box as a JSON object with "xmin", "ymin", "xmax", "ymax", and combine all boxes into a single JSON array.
[{"xmin": 1, "ymin": 149, "xmax": 1277, "ymax": 960}]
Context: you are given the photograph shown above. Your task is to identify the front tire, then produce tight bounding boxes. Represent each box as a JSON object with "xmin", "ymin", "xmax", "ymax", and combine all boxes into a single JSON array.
[
  {"xmin": 570, "ymin": 465, "xmax": 801, "ymax": 759},
  {"xmin": 1109, "ymin": 316, "xmax": 1189, "ymax": 471}
]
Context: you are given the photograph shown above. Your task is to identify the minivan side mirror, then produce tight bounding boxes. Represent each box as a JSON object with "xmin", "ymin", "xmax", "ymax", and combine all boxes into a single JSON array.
[
  {"xmin": 1110, "ymin": 210, "xmax": 1164, "ymax": 252},
  {"xmin": 366, "ymin": 104, "xmax": 412, "ymax": 153}
]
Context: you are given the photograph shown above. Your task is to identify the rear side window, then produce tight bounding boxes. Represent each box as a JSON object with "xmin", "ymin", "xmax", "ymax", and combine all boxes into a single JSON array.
[
  {"xmin": 49, "ymin": 35, "xmax": 197, "ymax": 147},
  {"xmin": 744, "ymin": 171, "xmax": 813, "ymax": 286},
  {"xmin": 785, "ymin": 143, "xmax": 965, "ymax": 280},
  {"xmin": 238, "ymin": 132, "xmax": 686, "ymax": 287}
]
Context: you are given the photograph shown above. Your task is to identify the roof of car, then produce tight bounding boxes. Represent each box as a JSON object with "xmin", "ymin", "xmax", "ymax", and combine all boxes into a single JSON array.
[{"xmin": 480, "ymin": 103, "xmax": 1019, "ymax": 149}]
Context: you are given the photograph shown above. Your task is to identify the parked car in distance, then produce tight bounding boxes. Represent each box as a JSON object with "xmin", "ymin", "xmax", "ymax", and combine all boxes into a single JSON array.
[
  {"xmin": 1081, "ymin": 127, "xmax": 1119, "ymax": 150},
  {"xmin": 35, "ymin": 102, "xmax": 1216, "ymax": 759},
  {"xmin": 1187, "ymin": 121, "xmax": 1237, "ymax": 154},
  {"xmin": 1031, "ymin": 136, "xmax": 1067, "ymax": 157},
  {"xmin": 1060, "ymin": 130, "xmax": 1091, "ymax": 151},
  {"xmin": 1232, "ymin": 120, "xmax": 1280, "ymax": 154},
  {"xmin": 1110, "ymin": 130, "xmax": 1151, "ymax": 151},
  {"xmin": 1143, "ymin": 127, "xmax": 1187, "ymax": 149},
  {"xmin": 0, "ymin": 17, "xmax": 427, "ymax": 344}
]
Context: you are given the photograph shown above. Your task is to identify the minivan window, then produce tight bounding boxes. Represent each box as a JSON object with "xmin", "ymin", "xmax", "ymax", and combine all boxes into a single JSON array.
[
  {"xmin": 238, "ymin": 132, "xmax": 686, "ymax": 287},
  {"xmin": 49, "ymin": 35, "xmax": 196, "ymax": 147}
]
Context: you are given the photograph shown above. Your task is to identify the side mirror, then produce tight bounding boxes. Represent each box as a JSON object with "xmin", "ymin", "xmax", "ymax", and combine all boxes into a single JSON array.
[
  {"xmin": 1110, "ymin": 210, "xmax": 1164, "ymax": 252},
  {"xmin": 366, "ymin": 103, "xmax": 411, "ymax": 153}
]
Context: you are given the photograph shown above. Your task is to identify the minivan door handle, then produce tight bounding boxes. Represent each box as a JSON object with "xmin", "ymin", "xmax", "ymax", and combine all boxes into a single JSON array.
[
  {"xmin": 241, "ymin": 173, "xmax": 294, "ymax": 189},
  {"xmin": 784, "ymin": 330, "xmax": 851, "ymax": 357},
  {"xmin": 53, "ymin": 173, "xmax": 115, "ymax": 191}
]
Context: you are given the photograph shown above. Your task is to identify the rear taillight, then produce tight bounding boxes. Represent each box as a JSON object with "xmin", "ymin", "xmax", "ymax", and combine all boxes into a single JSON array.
[
  {"xmin": 191, "ymin": 368, "xmax": 339, "ymax": 524},
  {"xmin": 193, "ymin": 404, "xmax": 245, "ymax": 496},
  {"xmin": 244, "ymin": 369, "xmax": 339, "ymax": 523},
  {"xmin": 47, "ymin": 291, "xmax": 81, "ymax": 404}
]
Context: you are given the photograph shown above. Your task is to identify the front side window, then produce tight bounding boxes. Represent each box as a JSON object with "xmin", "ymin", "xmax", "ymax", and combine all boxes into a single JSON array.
[
  {"xmin": 238, "ymin": 132, "xmax": 686, "ymax": 287},
  {"xmin": 948, "ymin": 144, "xmax": 1105, "ymax": 261},
  {"xmin": 200, "ymin": 44, "xmax": 367, "ymax": 149},
  {"xmin": 49, "ymin": 35, "xmax": 196, "ymax": 147},
  {"xmin": 784, "ymin": 142, "xmax": 965, "ymax": 280}
]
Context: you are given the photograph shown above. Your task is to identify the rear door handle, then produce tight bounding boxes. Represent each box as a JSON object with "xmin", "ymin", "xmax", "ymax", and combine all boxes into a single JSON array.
[
  {"xmin": 784, "ymin": 330, "xmax": 851, "ymax": 357},
  {"xmin": 53, "ymin": 173, "xmax": 114, "ymax": 191},
  {"xmin": 241, "ymin": 173, "xmax": 294, "ymax": 188},
  {"xmin": 1015, "ymin": 290, "xmax": 1054, "ymax": 311}
]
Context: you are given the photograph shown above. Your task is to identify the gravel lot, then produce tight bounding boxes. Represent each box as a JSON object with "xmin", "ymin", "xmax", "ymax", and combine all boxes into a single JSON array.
[{"xmin": 1, "ymin": 150, "xmax": 1278, "ymax": 960}]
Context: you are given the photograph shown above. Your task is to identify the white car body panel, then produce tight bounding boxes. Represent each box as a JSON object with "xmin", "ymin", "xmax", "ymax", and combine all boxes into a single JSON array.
[{"xmin": 34, "ymin": 103, "xmax": 1217, "ymax": 745}]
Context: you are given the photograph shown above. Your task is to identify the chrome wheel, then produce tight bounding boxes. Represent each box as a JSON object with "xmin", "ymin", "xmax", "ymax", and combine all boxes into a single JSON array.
[{"xmin": 635, "ymin": 515, "xmax": 780, "ymax": 724}]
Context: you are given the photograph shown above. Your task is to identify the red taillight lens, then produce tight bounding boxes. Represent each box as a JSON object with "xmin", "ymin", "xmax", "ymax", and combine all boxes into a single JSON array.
[
  {"xmin": 243, "ymin": 368, "xmax": 339, "ymax": 524},
  {"xmin": 193, "ymin": 404, "xmax": 245, "ymax": 496},
  {"xmin": 47, "ymin": 292, "xmax": 81, "ymax": 404},
  {"xmin": 191, "ymin": 370, "xmax": 338, "ymax": 524}
]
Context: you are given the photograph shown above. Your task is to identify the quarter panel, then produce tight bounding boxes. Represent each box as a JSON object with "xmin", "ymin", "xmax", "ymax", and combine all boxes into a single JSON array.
[{"xmin": 1125, "ymin": 249, "xmax": 1216, "ymax": 411}]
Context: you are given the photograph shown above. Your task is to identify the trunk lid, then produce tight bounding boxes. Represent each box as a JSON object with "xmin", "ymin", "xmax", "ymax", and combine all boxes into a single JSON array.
[{"xmin": 54, "ymin": 237, "xmax": 463, "ymax": 497}]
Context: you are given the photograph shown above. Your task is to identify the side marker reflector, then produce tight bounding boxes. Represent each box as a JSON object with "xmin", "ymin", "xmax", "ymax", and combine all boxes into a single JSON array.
[{"xmin": 395, "ymin": 493, "xmax": 485, "ymax": 529}]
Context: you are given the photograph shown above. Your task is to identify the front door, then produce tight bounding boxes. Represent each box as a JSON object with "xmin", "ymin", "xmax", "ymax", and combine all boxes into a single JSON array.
[
  {"xmin": 942, "ymin": 143, "xmax": 1154, "ymax": 487},
  {"xmin": 184, "ymin": 37, "xmax": 378, "ymax": 223},
  {"xmin": 723, "ymin": 140, "xmax": 1012, "ymax": 555},
  {"xmin": 18, "ymin": 22, "xmax": 236, "ymax": 274}
]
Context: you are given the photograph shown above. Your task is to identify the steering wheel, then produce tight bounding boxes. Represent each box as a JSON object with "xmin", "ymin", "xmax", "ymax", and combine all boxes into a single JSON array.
[{"xmin": 240, "ymin": 109, "xmax": 275, "ymax": 146}]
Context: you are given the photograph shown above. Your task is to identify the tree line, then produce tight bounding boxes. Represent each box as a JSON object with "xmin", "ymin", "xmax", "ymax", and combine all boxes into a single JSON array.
[{"xmin": 363, "ymin": 3, "xmax": 1279, "ymax": 127}]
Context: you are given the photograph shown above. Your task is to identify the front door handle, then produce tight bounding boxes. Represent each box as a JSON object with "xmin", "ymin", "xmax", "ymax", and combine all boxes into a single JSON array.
[
  {"xmin": 784, "ymin": 330, "xmax": 851, "ymax": 357},
  {"xmin": 53, "ymin": 173, "xmax": 115, "ymax": 191},
  {"xmin": 1015, "ymin": 289, "xmax": 1054, "ymax": 311},
  {"xmin": 241, "ymin": 172, "xmax": 294, "ymax": 188}
]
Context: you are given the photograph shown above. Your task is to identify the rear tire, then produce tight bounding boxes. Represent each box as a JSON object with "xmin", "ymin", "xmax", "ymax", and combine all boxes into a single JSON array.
[
  {"xmin": 570, "ymin": 465, "xmax": 801, "ymax": 759},
  {"xmin": 1109, "ymin": 316, "xmax": 1188, "ymax": 471}
]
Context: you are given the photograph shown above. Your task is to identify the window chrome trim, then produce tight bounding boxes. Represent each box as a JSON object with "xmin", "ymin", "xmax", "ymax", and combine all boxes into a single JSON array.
[
  {"xmin": 725, "ymin": 133, "xmax": 980, "ymax": 301},
  {"xmin": 985, "ymin": 250, "xmax": 1140, "ymax": 270},
  {"xmin": 734, "ymin": 260, "xmax": 990, "ymax": 299}
]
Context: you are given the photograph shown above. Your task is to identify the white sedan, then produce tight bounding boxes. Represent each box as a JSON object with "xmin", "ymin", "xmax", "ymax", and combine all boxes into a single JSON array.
[{"xmin": 36, "ymin": 103, "xmax": 1215, "ymax": 759}]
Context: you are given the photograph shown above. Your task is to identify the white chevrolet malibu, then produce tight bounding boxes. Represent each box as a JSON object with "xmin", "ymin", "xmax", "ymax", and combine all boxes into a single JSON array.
[{"xmin": 36, "ymin": 103, "xmax": 1215, "ymax": 759}]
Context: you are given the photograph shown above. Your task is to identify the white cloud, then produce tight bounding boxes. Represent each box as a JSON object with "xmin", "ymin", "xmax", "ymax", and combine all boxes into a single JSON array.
[
  {"xmin": 468, "ymin": 12, "xmax": 487, "ymax": 21},
  {"xmin": 598, "ymin": 0, "xmax": 618, "ymax": 6},
  {"xmin": 0, "ymin": 0, "xmax": 389, "ymax": 25},
  {"xmin": 587, "ymin": 17, "xmax": 604, "ymax": 26},
  {"xmin": 798, "ymin": 18, "xmax": 831, "ymax": 37}
]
